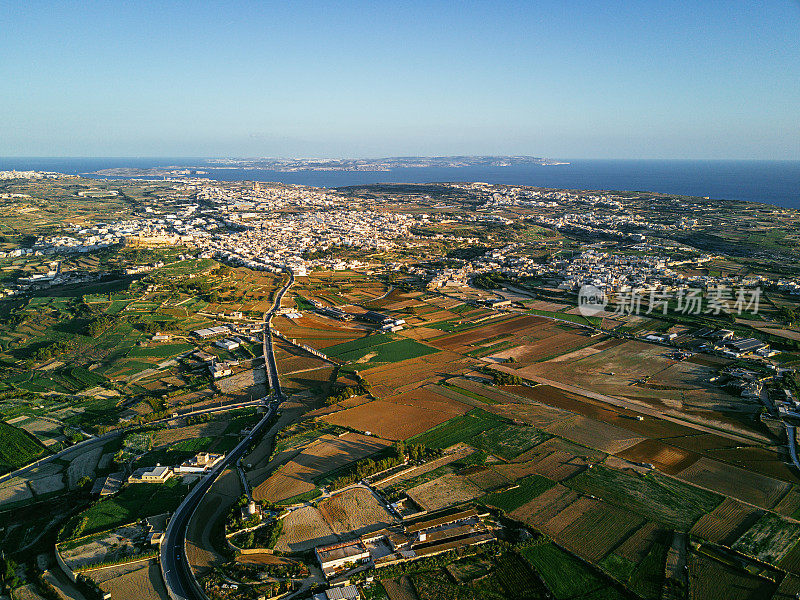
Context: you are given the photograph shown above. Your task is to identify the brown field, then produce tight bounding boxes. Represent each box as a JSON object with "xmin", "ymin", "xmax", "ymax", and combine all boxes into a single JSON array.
[
  {"xmin": 527, "ymin": 450, "xmax": 590, "ymax": 481},
  {"xmin": 236, "ymin": 553, "xmax": 299, "ymax": 567},
  {"xmin": 704, "ymin": 446, "xmax": 800, "ymax": 485},
  {"xmin": 405, "ymin": 473, "xmax": 484, "ymax": 511},
  {"xmin": 662, "ymin": 433, "xmax": 740, "ymax": 453},
  {"xmin": 463, "ymin": 466, "xmax": 512, "ymax": 491},
  {"xmin": 186, "ymin": 469, "xmax": 241, "ymax": 571},
  {"xmin": 152, "ymin": 421, "xmax": 227, "ymax": 447},
  {"xmin": 491, "ymin": 400, "xmax": 585, "ymax": 434},
  {"xmin": 542, "ymin": 413, "xmax": 645, "ymax": 454},
  {"xmin": 689, "ymin": 498, "xmax": 763, "ymax": 545},
  {"xmin": 677, "ymin": 458, "xmax": 791, "ymax": 509},
  {"xmin": 526, "ymin": 301, "xmax": 571, "ymax": 311},
  {"xmin": 500, "ymin": 332, "xmax": 599, "ymax": 364},
  {"xmin": 274, "ymin": 505, "xmax": 338, "ymax": 552},
  {"xmin": 93, "ymin": 561, "xmax": 167, "ymax": 600},
  {"xmin": 272, "ymin": 314, "xmax": 368, "ymax": 348},
  {"xmin": 515, "ymin": 436, "xmax": 607, "ymax": 464},
  {"xmin": 556, "ymin": 501, "xmax": 645, "ymax": 563},
  {"xmin": 305, "ymin": 394, "xmax": 373, "ymax": 417},
  {"xmin": 29, "ymin": 473, "xmax": 66, "ymax": 495},
  {"xmin": 273, "ymin": 344, "xmax": 331, "ymax": 374},
  {"xmin": 321, "ymin": 395, "xmax": 467, "ymax": 440},
  {"xmin": 442, "ymin": 378, "xmax": 522, "ymax": 404},
  {"xmin": 591, "ymin": 338, "xmax": 628, "ymax": 351},
  {"xmin": 774, "ymin": 486, "xmax": 800, "ymax": 517},
  {"xmin": 614, "ymin": 521, "xmax": 664, "ymax": 563},
  {"xmin": 779, "ymin": 541, "xmax": 800, "ymax": 574},
  {"xmin": 361, "ymin": 350, "xmax": 475, "ymax": 396},
  {"xmin": 318, "ymin": 487, "xmax": 395, "ymax": 536},
  {"xmin": 496, "ymin": 383, "xmax": 695, "ymax": 440},
  {"xmin": 252, "ymin": 432, "xmax": 392, "ymax": 502},
  {"xmin": 509, "ymin": 484, "xmax": 581, "ymax": 528},
  {"xmin": 539, "ymin": 495, "xmax": 598, "ymax": 537},
  {"xmin": 427, "ymin": 315, "xmax": 547, "ymax": 351},
  {"xmin": 616, "ymin": 439, "xmax": 701, "ymax": 475},
  {"xmin": 381, "ymin": 576, "xmax": 419, "ymax": 600},
  {"xmin": 511, "ymin": 340, "xmax": 760, "ymax": 439},
  {"xmin": 0, "ymin": 477, "xmax": 34, "ymax": 505}
]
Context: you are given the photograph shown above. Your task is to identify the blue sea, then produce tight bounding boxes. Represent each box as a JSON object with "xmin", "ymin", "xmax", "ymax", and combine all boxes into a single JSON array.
[{"xmin": 1, "ymin": 157, "xmax": 798, "ymax": 209}]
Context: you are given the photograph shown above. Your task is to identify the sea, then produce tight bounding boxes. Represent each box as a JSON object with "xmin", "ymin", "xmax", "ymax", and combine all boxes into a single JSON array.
[{"xmin": 1, "ymin": 157, "xmax": 798, "ymax": 209}]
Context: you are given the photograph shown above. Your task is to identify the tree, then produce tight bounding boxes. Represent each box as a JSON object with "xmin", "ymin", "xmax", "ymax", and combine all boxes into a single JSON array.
[{"xmin": 0, "ymin": 556, "xmax": 20, "ymax": 590}]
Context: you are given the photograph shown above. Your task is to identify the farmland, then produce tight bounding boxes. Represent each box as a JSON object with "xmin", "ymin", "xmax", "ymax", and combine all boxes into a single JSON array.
[
  {"xmin": 2, "ymin": 177, "xmax": 800, "ymax": 600},
  {"xmin": 318, "ymin": 487, "xmax": 395, "ymax": 536},
  {"xmin": 321, "ymin": 391, "xmax": 469, "ymax": 440},
  {"xmin": 480, "ymin": 475, "xmax": 555, "ymax": 513},
  {"xmin": 732, "ymin": 513, "xmax": 800, "ymax": 564},
  {"xmin": 274, "ymin": 505, "xmax": 338, "ymax": 553},
  {"xmin": 0, "ymin": 422, "xmax": 47, "ymax": 473},
  {"xmin": 522, "ymin": 542, "xmax": 625, "ymax": 599},
  {"xmin": 409, "ymin": 409, "xmax": 508, "ymax": 449},
  {"xmin": 252, "ymin": 431, "xmax": 393, "ymax": 503},
  {"xmin": 60, "ymin": 479, "xmax": 187, "ymax": 539},
  {"xmin": 565, "ymin": 464, "xmax": 723, "ymax": 531}
]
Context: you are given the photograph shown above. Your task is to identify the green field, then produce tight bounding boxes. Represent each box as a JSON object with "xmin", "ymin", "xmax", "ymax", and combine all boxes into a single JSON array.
[
  {"xmin": 322, "ymin": 334, "xmax": 390, "ymax": 357},
  {"xmin": 627, "ymin": 535, "xmax": 670, "ymax": 599},
  {"xmin": 142, "ymin": 437, "xmax": 215, "ymax": 467},
  {"xmin": 523, "ymin": 542, "xmax": 623, "ymax": 599},
  {"xmin": 732, "ymin": 513, "xmax": 800, "ymax": 564},
  {"xmin": 565, "ymin": 465, "xmax": 722, "ymax": 531},
  {"xmin": 480, "ymin": 475, "xmax": 555, "ymax": 512},
  {"xmin": 441, "ymin": 383, "xmax": 500, "ymax": 405},
  {"xmin": 0, "ymin": 421, "xmax": 48, "ymax": 472},
  {"xmin": 410, "ymin": 552, "xmax": 547, "ymax": 600},
  {"xmin": 469, "ymin": 424, "xmax": 551, "ymax": 459},
  {"xmin": 324, "ymin": 334, "xmax": 438, "ymax": 366},
  {"xmin": 62, "ymin": 396, "xmax": 123, "ymax": 432},
  {"xmin": 127, "ymin": 342, "xmax": 194, "ymax": 359},
  {"xmin": 61, "ymin": 479, "xmax": 187, "ymax": 538},
  {"xmin": 527, "ymin": 308, "xmax": 601, "ymax": 327},
  {"xmin": 410, "ymin": 409, "xmax": 508, "ymax": 449}
]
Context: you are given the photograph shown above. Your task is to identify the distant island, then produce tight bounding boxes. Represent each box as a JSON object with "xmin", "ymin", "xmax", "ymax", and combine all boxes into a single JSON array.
[{"xmin": 89, "ymin": 155, "xmax": 569, "ymax": 177}]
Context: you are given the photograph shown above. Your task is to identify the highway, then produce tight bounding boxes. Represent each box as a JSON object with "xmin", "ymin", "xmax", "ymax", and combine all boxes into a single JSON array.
[{"xmin": 160, "ymin": 269, "xmax": 293, "ymax": 600}]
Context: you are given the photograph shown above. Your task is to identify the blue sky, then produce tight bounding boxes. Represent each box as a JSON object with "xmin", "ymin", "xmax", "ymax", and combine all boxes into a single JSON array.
[{"xmin": 1, "ymin": 1, "xmax": 798, "ymax": 158}]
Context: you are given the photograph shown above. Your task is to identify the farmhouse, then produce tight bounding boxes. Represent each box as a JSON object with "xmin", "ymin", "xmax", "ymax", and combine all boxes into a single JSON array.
[
  {"xmin": 726, "ymin": 338, "xmax": 769, "ymax": 355},
  {"xmin": 315, "ymin": 539, "xmax": 370, "ymax": 578},
  {"xmin": 128, "ymin": 465, "xmax": 173, "ymax": 484},
  {"xmin": 312, "ymin": 586, "xmax": 360, "ymax": 600},
  {"xmin": 210, "ymin": 363, "xmax": 232, "ymax": 378},
  {"xmin": 215, "ymin": 338, "xmax": 240, "ymax": 351},
  {"xmin": 193, "ymin": 325, "xmax": 230, "ymax": 338},
  {"xmin": 176, "ymin": 452, "xmax": 225, "ymax": 474},
  {"xmin": 359, "ymin": 310, "xmax": 392, "ymax": 325}
]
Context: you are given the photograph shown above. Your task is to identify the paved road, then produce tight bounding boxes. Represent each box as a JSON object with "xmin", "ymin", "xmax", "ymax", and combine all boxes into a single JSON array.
[
  {"xmin": 160, "ymin": 401, "xmax": 278, "ymax": 600},
  {"xmin": 161, "ymin": 269, "xmax": 294, "ymax": 600}
]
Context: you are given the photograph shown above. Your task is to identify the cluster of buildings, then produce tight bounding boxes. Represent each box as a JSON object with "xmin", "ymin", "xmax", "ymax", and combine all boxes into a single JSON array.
[
  {"xmin": 698, "ymin": 329, "xmax": 779, "ymax": 360},
  {"xmin": 0, "ymin": 170, "xmax": 77, "ymax": 180},
  {"xmin": 127, "ymin": 452, "xmax": 225, "ymax": 483},
  {"xmin": 314, "ymin": 506, "xmax": 495, "ymax": 581}
]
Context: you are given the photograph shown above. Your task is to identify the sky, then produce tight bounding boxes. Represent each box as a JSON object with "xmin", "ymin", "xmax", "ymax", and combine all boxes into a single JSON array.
[{"xmin": 1, "ymin": 1, "xmax": 798, "ymax": 159}]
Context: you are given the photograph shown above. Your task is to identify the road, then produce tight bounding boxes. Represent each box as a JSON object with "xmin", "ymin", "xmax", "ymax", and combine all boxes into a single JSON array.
[{"xmin": 161, "ymin": 269, "xmax": 294, "ymax": 600}]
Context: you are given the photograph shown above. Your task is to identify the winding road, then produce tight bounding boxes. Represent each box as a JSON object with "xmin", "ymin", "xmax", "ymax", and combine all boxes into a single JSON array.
[{"xmin": 160, "ymin": 268, "xmax": 294, "ymax": 600}]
